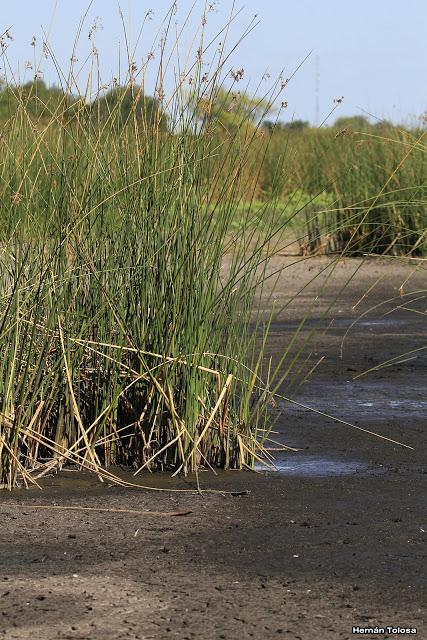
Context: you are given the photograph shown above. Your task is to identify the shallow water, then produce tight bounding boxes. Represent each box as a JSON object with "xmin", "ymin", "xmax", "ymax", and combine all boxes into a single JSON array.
[
  {"xmin": 265, "ymin": 302, "xmax": 427, "ymax": 477},
  {"xmin": 257, "ymin": 455, "xmax": 371, "ymax": 477},
  {"xmin": 268, "ymin": 316, "xmax": 412, "ymax": 334}
]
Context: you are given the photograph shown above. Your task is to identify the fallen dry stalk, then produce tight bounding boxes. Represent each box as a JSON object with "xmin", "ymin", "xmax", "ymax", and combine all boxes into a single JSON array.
[{"xmin": 2, "ymin": 503, "xmax": 192, "ymax": 517}]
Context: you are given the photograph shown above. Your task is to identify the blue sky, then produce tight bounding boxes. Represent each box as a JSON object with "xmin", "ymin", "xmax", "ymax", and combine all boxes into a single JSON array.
[{"xmin": 1, "ymin": 0, "xmax": 426, "ymax": 125}]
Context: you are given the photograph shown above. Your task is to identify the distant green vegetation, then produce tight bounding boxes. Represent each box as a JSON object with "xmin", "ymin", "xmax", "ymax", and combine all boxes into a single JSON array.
[
  {"xmin": 0, "ymin": 81, "xmax": 424, "ymax": 257},
  {"xmin": 260, "ymin": 117, "xmax": 427, "ymax": 254},
  {"xmin": 0, "ymin": 80, "xmax": 165, "ymax": 128},
  {"xmin": 95, "ymin": 86, "xmax": 167, "ymax": 130}
]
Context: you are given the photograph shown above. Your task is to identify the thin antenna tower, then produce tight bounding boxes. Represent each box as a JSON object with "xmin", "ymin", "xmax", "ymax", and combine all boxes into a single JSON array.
[{"xmin": 315, "ymin": 55, "xmax": 320, "ymax": 126}]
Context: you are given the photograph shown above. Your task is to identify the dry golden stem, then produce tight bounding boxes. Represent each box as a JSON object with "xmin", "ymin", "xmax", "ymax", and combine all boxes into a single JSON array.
[{"xmin": 1, "ymin": 503, "xmax": 192, "ymax": 517}]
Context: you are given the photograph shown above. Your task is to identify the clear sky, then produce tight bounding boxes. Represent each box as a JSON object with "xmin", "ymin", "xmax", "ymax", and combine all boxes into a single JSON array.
[{"xmin": 1, "ymin": 0, "xmax": 426, "ymax": 125}]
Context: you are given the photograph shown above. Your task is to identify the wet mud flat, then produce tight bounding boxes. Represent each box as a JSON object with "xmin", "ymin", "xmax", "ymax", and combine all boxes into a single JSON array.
[{"xmin": 0, "ymin": 257, "xmax": 426, "ymax": 640}]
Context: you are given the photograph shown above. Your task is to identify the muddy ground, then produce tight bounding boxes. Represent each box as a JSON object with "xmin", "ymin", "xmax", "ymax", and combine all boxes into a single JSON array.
[{"xmin": 0, "ymin": 256, "xmax": 426, "ymax": 640}]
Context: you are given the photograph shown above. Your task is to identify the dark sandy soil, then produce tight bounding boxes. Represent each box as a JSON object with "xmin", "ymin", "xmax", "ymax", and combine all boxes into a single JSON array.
[{"xmin": 0, "ymin": 256, "xmax": 426, "ymax": 640}]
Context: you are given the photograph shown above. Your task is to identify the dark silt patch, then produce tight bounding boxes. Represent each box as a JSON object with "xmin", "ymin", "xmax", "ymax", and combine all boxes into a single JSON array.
[{"xmin": 276, "ymin": 380, "xmax": 427, "ymax": 421}]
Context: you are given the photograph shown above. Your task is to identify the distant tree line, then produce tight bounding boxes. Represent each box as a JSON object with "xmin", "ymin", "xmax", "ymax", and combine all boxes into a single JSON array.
[
  {"xmin": 263, "ymin": 114, "xmax": 395, "ymax": 132},
  {"xmin": 0, "ymin": 80, "xmax": 167, "ymax": 129},
  {"xmin": 0, "ymin": 80, "xmax": 410, "ymax": 134}
]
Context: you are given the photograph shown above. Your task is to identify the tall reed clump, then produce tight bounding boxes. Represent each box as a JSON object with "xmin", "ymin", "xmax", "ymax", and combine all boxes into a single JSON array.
[{"xmin": 0, "ymin": 8, "xmax": 283, "ymax": 489}]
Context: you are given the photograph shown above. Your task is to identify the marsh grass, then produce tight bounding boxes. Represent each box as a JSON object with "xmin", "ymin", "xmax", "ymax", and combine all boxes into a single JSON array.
[
  {"xmin": 0, "ymin": 5, "xmax": 300, "ymax": 489},
  {"xmin": 261, "ymin": 124, "xmax": 427, "ymax": 256},
  {"xmin": 193, "ymin": 118, "xmax": 427, "ymax": 257},
  {"xmin": 0, "ymin": 5, "xmax": 423, "ymax": 489}
]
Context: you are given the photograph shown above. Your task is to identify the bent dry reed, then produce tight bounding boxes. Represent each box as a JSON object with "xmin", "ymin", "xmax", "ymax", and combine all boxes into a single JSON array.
[{"xmin": 0, "ymin": 8, "xmax": 290, "ymax": 489}]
